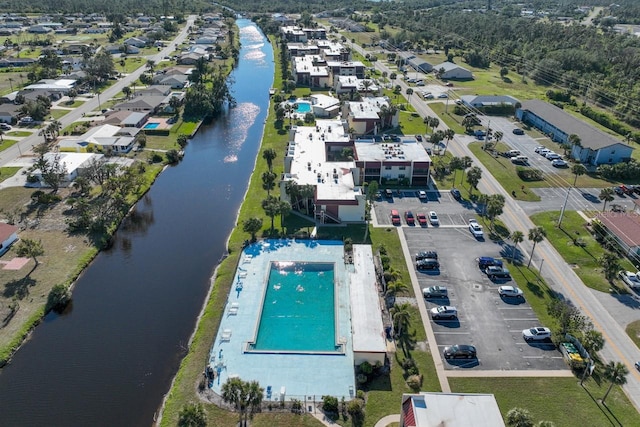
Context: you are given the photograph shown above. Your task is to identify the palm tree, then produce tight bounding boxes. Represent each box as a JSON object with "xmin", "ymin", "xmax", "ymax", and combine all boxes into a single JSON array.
[
  {"xmin": 262, "ymin": 148, "xmax": 277, "ymax": 171},
  {"xmin": 278, "ymin": 200, "xmax": 291, "ymax": 231},
  {"xmin": 385, "ymin": 280, "xmax": 408, "ymax": 306},
  {"xmin": 494, "ymin": 130, "xmax": 503, "ymax": 144},
  {"xmin": 510, "ymin": 231, "xmax": 524, "ymax": 262},
  {"xmin": 246, "ymin": 380, "xmax": 264, "ymax": 424},
  {"xmin": 221, "ymin": 377, "xmax": 248, "ymax": 426},
  {"xmin": 423, "ymin": 116, "xmax": 433, "ymax": 134},
  {"xmin": 466, "ymin": 166, "xmax": 482, "ymax": 193},
  {"xmin": 429, "ymin": 116, "xmax": 440, "ymax": 133},
  {"xmin": 599, "ymin": 251, "xmax": 621, "ymax": 282},
  {"xmin": 506, "ymin": 407, "xmax": 534, "ymax": 427},
  {"xmin": 599, "ymin": 187, "xmax": 615, "ymax": 212},
  {"xmin": 571, "ymin": 164, "xmax": 587, "ymax": 186},
  {"xmin": 443, "ymin": 128, "xmax": 455, "ymax": 154},
  {"xmin": 568, "ymin": 134, "xmax": 582, "ymax": 159},
  {"xmin": 122, "ymin": 86, "xmax": 132, "ymax": 99},
  {"xmin": 582, "ymin": 329, "xmax": 605, "ymax": 354},
  {"xmin": 391, "ymin": 302, "xmax": 412, "ymax": 337},
  {"xmin": 405, "ymin": 87, "xmax": 413, "ymax": 104},
  {"xmin": 261, "ymin": 171, "xmax": 276, "ymax": 195},
  {"xmin": 242, "ymin": 217, "xmax": 263, "ymax": 242},
  {"xmin": 261, "ymin": 195, "xmax": 280, "ymax": 232},
  {"xmin": 602, "ymin": 361, "xmax": 628, "ymax": 405},
  {"xmin": 146, "ymin": 59, "xmax": 156, "ymax": 74},
  {"xmin": 178, "ymin": 402, "xmax": 207, "ymax": 427},
  {"xmin": 527, "ymin": 227, "xmax": 546, "ymax": 268}
]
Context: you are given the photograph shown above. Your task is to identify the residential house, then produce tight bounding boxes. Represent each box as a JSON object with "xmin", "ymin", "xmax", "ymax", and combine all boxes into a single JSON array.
[
  {"xmin": 178, "ymin": 52, "xmax": 205, "ymax": 65},
  {"xmin": 309, "ymin": 94, "xmax": 340, "ymax": 118},
  {"xmin": 343, "ymin": 97, "xmax": 399, "ymax": 137},
  {"xmin": 0, "ymin": 103, "xmax": 22, "ymax": 124},
  {"xmin": 19, "ymin": 88, "xmax": 63, "ymax": 103},
  {"xmin": 103, "ymin": 45, "xmax": 124, "ymax": 54},
  {"xmin": 0, "ymin": 58, "xmax": 36, "ymax": 68},
  {"xmin": 28, "ymin": 25, "xmax": 53, "ymax": 34},
  {"xmin": 151, "ymin": 74, "xmax": 188, "ymax": 88},
  {"xmin": 399, "ymin": 393, "xmax": 505, "ymax": 427},
  {"xmin": 595, "ymin": 212, "xmax": 640, "ymax": 257},
  {"xmin": 335, "ymin": 76, "xmax": 380, "ymax": 96},
  {"xmin": 516, "ymin": 100, "xmax": 633, "ymax": 165},
  {"xmin": 0, "ymin": 222, "xmax": 19, "ymax": 256},
  {"xmin": 135, "ymin": 85, "xmax": 172, "ymax": 97},
  {"xmin": 433, "ymin": 61, "xmax": 474, "ymax": 80},
  {"xmin": 103, "ymin": 110, "xmax": 148, "ymax": 128},
  {"xmin": 32, "ymin": 152, "xmax": 105, "ymax": 182},
  {"xmin": 57, "ymin": 125, "xmax": 135, "ymax": 154},
  {"xmin": 292, "ymin": 55, "xmax": 330, "ymax": 88},
  {"xmin": 112, "ymin": 95, "xmax": 166, "ymax": 113},
  {"xmin": 124, "ymin": 37, "xmax": 147, "ymax": 48}
]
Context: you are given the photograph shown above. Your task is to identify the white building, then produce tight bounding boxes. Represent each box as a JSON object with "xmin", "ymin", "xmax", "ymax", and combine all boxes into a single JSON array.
[
  {"xmin": 343, "ymin": 97, "xmax": 399, "ymax": 136},
  {"xmin": 354, "ymin": 137, "xmax": 431, "ymax": 186},
  {"xmin": 400, "ymin": 393, "xmax": 505, "ymax": 427},
  {"xmin": 433, "ymin": 61, "xmax": 473, "ymax": 80},
  {"xmin": 32, "ymin": 152, "xmax": 103, "ymax": 184},
  {"xmin": 309, "ymin": 93, "xmax": 340, "ymax": 118}
]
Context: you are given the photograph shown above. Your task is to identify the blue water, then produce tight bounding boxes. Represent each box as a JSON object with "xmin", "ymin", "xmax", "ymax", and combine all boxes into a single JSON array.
[
  {"xmin": 294, "ymin": 101, "xmax": 311, "ymax": 113},
  {"xmin": 254, "ymin": 262, "xmax": 335, "ymax": 351},
  {"xmin": 144, "ymin": 122, "xmax": 160, "ymax": 129}
]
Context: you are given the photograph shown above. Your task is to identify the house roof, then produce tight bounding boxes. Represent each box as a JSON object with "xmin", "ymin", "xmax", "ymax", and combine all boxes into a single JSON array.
[
  {"xmin": 461, "ymin": 95, "xmax": 520, "ymax": 106},
  {"xmin": 401, "ymin": 393, "xmax": 505, "ymax": 427},
  {"xmin": 433, "ymin": 61, "xmax": 470, "ymax": 72},
  {"xmin": 519, "ymin": 100, "xmax": 631, "ymax": 151},
  {"xmin": 113, "ymin": 95, "xmax": 166, "ymax": 110},
  {"xmin": 0, "ymin": 222, "xmax": 18, "ymax": 242},
  {"xmin": 596, "ymin": 212, "xmax": 640, "ymax": 248}
]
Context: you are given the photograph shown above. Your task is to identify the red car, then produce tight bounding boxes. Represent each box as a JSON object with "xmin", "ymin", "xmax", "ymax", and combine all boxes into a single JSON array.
[
  {"xmin": 417, "ymin": 213, "xmax": 428, "ymax": 226},
  {"xmin": 404, "ymin": 211, "xmax": 415, "ymax": 225},
  {"xmin": 390, "ymin": 209, "xmax": 401, "ymax": 226}
]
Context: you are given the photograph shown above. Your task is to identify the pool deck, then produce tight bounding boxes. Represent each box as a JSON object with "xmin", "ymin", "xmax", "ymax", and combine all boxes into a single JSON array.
[{"xmin": 209, "ymin": 239, "xmax": 356, "ymax": 401}]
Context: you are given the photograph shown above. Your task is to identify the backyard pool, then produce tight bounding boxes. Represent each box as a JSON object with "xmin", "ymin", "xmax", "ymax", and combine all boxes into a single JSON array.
[
  {"xmin": 283, "ymin": 99, "xmax": 312, "ymax": 114},
  {"xmin": 143, "ymin": 122, "xmax": 160, "ymax": 129}
]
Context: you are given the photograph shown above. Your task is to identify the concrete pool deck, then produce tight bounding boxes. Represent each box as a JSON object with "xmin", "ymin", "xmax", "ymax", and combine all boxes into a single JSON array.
[{"xmin": 209, "ymin": 239, "xmax": 356, "ymax": 401}]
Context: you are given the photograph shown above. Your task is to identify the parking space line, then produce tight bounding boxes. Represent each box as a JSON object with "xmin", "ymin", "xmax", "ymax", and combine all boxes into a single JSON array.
[
  {"xmin": 433, "ymin": 331, "xmax": 470, "ymax": 335},
  {"xmin": 503, "ymin": 318, "xmax": 539, "ymax": 321}
]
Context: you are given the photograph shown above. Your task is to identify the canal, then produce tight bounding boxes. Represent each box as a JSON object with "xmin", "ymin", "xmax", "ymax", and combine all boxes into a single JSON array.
[{"xmin": 0, "ymin": 19, "xmax": 273, "ymax": 426}]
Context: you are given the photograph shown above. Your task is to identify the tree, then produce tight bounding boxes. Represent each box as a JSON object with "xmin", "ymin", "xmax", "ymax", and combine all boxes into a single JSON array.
[
  {"xmin": 500, "ymin": 67, "xmax": 509, "ymax": 79},
  {"xmin": 486, "ymin": 194, "xmax": 505, "ymax": 229},
  {"xmin": 602, "ymin": 361, "xmax": 628, "ymax": 405},
  {"xmin": 527, "ymin": 227, "xmax": 546, "ymax": 267},
  {"xmin": 582, "ymin": 329, "xmax": 605, "ymax": 354},
  {"xmin": 246, "ymin": 380, "xmax": 264, "ymax": 423},
  {"xmin": 221, "ymin": 377, "xmax": 248, "ymax": 426},
  {"xmin": 510, "ymin": 231, "xmax": 524, "ymax": 262},
  {"xmin": 278, "ymin": 200, "xmax": 291, "ymax": 230},
  {"xmin": 568, "ymin": 134, "xmax": 582, "ymax": 155},
  {"xmin": 347, "ymin": 398, "xmax": 365, "ymax": 427},
  {"xmin": 386, "ymin": 280, "xmax": 408, "ymax": 301},
  {"xmin": 178, "ymin": 402, "xmax": 207, "ymax": 427},
  {"xmin": 598, "ymin": 187, "xmax": 615, "ymax": 212},
  {"xmin": 122, "ymin": 86, "xmax": 131, "ymax": 99},
  {"xmin": 599, "ymin": 251, "xmax": 621, "ymax": 282},
  {"xmin": 449, "ymin": 156, "xmax": 465, "ymax": 185},
  {"xmin": 364, "ymin": 181, "xmax": 378, "ymax": 241},
  {"xmin": 466, "ymin": 166, "xmax": 482, "ymax": 193},
  {"xmin": 261, "ymin": 195, "xmax": 280, "ymax": 232},
  {"xmin": 443, "ymin": 128, "xmax": 455, "ymax": 154},
  {"xmin": 462, "ymin": 115, "xmax": 478, "ymax": 132},
  {"xmin": 242, "ymin": 217, "xmax": 263, "ymax": 242},
  {"xmin": 547, "ymin": 299, "xmax": 588, "ymax": 334},
  {"xmin": 262, "ymin": 148, "xmax": 277, "ymax": 171},
  {"xmin": 177, "ymin": 134, "xmax": 189, "ymax": 150},
  {"xmin": 31, "ymin": 152, "xmax": 67, "ymax": 192},
  {"xmin": 405, "ymin": 87, "xmax": 413, "ymax": 103},
  {"xmin": 506, "ymin": 407, "xmax": 534, "ymax": 427},
  {"xmin": 571, "ymin": 164, "xmax": 587, "ymax": 186},
  {"xmin": 391, "ymin": 302, "xmax": 412, "ymax": 337},
  {"xmin": 261, "ymin": 171, "xmax": 277, "ymax": 195},
  {"xmin": 16, "ymin": 238, "xmax": 44, "ymax": 266}
]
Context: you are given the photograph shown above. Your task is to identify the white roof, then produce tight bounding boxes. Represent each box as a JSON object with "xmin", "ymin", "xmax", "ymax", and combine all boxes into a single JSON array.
[
  {"xmin": 326, "ymin": 60, "xmax": 365, "ymax": 68},
  {"xmin": 24, "ymin": 78, "xmax": 76, "ymax": 91},
  {"xmin": 406, "ymin": 393, "xmax": 505, "ymax": 427},
  {"xmin": 355, "ymin": 138, "xmax": 430, "ymax": 163},
  {"xmin": 293, "ymin": 56, "xmax": 328, "ymax": 77},
  {"xmin": 433, "ymin": 61, "xmax": 470, "ymax": 72},
  {"xmin": 350, "ymin": 245, "xmax": 386, "ymax": 354},
  {"xmin": 310, "ymin": 93, "xmax": 340, "ymax": 109},
  {"xmin": 34, "ymin": 152, "xmax": 100, "ymax": 175},
  {"xmin": 285, "ymin": 119, "xmax": 358, "ymax": 202},
  {"xmin": 346, "ymin": 96, "xmax": 389, "ymax": 120}
]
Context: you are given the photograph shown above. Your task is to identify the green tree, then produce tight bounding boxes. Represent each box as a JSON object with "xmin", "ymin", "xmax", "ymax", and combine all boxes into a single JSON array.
[
  {"xmin": 385, "ymin": 280, "xmax": 408, "ymax": 307},
  {"xmin": 506, "ymin": 407, "xmax": 534, "ymax": 427},
  {"xmin": 599, "ymin": 251, "xmax": 621, "ymax": 282},
  {"xmin": 242, "ymin": 217, "xmax": 263, "ymax": 242},
  {"xmin": 443, "ymin": 128, "xmax": 455, "ymax": 154},
  {"xmin": 599, "ymin": 187, "xmax": 615, "ymax": 212},
  {"xmin": 347, "ymin": 398, "xmax": 365, "ymax": 427},
  {"xmin": 571, "ymin": 164, "xmax": 587, "ymax": 186},
  {"xmin": 510, "ymin": 230, "xmax": 524, "ymax": 262},
  {"xmin": 31, "ymin": 152, "xmax": 67, "ymax": 192},
  {"xmin": 261, "ymin": 195, "xmax": 280, "ymax": 232},
  {"xmin": 602, "ymin": 361, "xmax": 628, "ymax": 405},
  {"xmin": 466, "ymin": 166, "xmax": 482, "ymax": 193},
  {"xmin": 178, "ymin": 402, "xmax": 207, "ymax": 427},
  {"xmin": 122, "ymin": 86, "xmax": 131, "ymax": 99},
  {"xmin": 582, "ymin": 329, "xmax": 605, "ymax": 354},
  {"xmin": 261, "ymin": 171, "xmax": 277, "ymax": 195},
  {"xmin": 246, "ymin": 380, "xmax": 264, "ymax": 424},
  {"xmin": 405, "ymin": 87, "xmax": 413, "ymax": 103},
  {"xmin": 462, "ymin": 115, "xmax": 478, "ymax": 132},
  {"xmin": 486, "ymin": 194, "xmax": 505, "ymax": 229},
  {"xmin": 449, "ymin": 156, "xmax": 465, "ymax": 185},
  {"xmin": 391, "ymin": 302, "xmax": 412, "ymax": 337},
  {"xmin": 527, "ymin": 227, "xmax": 546, "ymax": 268},
  {"xmin": 278, "ymin": 200, "xmax": 291, "ymax": 230},
  {"xmin": 16, "ymin": 238, "xmax": 44, "ymax": 266},
  {"xmin": 176, "ymin": 134, "xmax": 189, "ymax": 150},
  {"xmin": 221, "ymin": 377, "xmax": 248, "ymax": 426},
  {"xmin": 262, "ymin": 148, "xmax": 277, "ymax": 171},
  {"xmin": 500, "ymin": 67, "xmax": 509, "ymax": 79},
  {"xmin": 46, "ymin": 284, "xmax": 71, "ymax": 311}
]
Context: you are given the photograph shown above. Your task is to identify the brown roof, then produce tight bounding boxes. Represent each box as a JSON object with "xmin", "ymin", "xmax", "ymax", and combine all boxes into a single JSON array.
[
  {"xmin": 596, "ymin": 212, "xmax": 640, "ymax": 247},
  {"xmin": 0, "ymin": 222, "xmax": 18, "ymax": 242}
]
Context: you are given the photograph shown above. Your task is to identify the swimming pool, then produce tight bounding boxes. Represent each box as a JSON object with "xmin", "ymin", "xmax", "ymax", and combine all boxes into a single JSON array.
[
  {"xmin": 293, "ymin": 101, "xmax": 311, "ymax": 113},
  {"xmin": 252, "ymin": 262, "xmax": 336, "ymax": 352},
  {"xmin": 143, "ymin": 122, "xmax": 160, "ymax": 129}
]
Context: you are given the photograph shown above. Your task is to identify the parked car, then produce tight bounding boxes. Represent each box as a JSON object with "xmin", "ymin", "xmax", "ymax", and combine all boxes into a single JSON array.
[
  {"xmin": 534, "ymin": 146, "xmax": 547, "ymax": 153},
  {"xmin": 613, "ymin": 186, "xmax": 626, "ymax": 196},
  {"xmin": 619, "ymin": 270, "xmax": 640, "ymax": 289},
  {"xmin": 416, "ymin": 251, "xmax": 438, "ymax": 260},
  {"xmin": 512, "ymin": 128, "xmax": 525, "ymax": 135},
  {"xmin": 538, "ymin": 148, "xmax": 551, "ymax": 156},
  {"xmin": 430, "ymin": 306, "xmax": 458, "ymax": 320},
  {"xmin": 0, "ymin": 123, "xmax": 11, "ymax": 131},
  {"xmin": 416, "ymin": 258, "xmax": 439, "ymax": 270},
  {"xmin": 417, "ymin": 213, "xmax": 428, "ymax": 226},
  {"xmin": 498, "ymin": 285, "xmax": 524, "ymax": 299},
  {"xmin": 443, "ymin": 344, "xmax": 476, "ymax": 359},
  {"xmin": 485, "ymin": 266, "xmax": 511, "ymax": 279},
  {"xmin": 477, "ymin": 257, "xmax": 503, "ymax": 269},
  {"xmin": 552, "ymin": 159, "xmax": 568, "ymax": 168},
  {"xmin": 545, "ymin": 152, "xmax": 561, "ymax": 160},
  {"xmin": 437, "ymin": 93, "xmax": 448, "ymax": 98},
  {"xmin": 636, "ymin": 361, "xmax": 640, "ymax": 372},
  {"xmin": 522, "ymin": 327, "xmax": 551, "ymax": 342},
  {"xmin": 391, "ymin": 209, "xmax": 401, "ymax": 225},
  {"xmin": 451, "ymin": 188, "xmax": 462, "ymax": 200},
  {"xmin": 416, "ymin": 134, "xmax": 423, "ymax": 142},
  {"xmin": 404, "ymin": 211, "xmax": 415, "ymax": 225},
  {"xmin": 469, "ymin": 219, "xmax": 484, "ymax": 239},
  {"xmin": 385, "ymin": 189, "xmax": 393, "ymax": 198},
  {"xmin": 418, "ymin": 190, "xmax": 427, "ymax": 199},
  {"xmin": 429, "ymin": 211, "xmax": 439, "ymax": 225},
  {"xmin": 423, "ymin": 286, "xmax": 447, "ymax": 298}
]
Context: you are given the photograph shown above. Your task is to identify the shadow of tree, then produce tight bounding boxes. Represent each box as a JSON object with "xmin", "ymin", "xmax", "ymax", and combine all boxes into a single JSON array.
[
  {"xmin": 581, "ymin": 382, "xmax": 623, "ymax": 427},
  {"xmin": 3, "ymin": 276, "xmax": 37, "ymax": 300}
]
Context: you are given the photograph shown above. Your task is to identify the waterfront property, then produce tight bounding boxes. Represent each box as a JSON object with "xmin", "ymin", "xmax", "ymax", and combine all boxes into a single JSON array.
[{"xmin": 209, "ymin": 240, "xmax": 386, "ymax": 401}]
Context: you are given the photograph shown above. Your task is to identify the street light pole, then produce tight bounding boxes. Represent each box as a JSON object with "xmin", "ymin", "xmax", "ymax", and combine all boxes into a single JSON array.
[{"xmin": 558, "ymin": 185, "xmax": 571, "ymax": 227}]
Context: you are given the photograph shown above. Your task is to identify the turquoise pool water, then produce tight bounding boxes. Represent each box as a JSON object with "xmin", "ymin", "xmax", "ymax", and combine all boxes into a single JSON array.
[
  {"xmin": 253, "ymin": 262, "xmax": 335, "ymax": 352},
  {"xmin": 294, "ymin": 101, "xmax": 311, "ymax": 113},
  {"xmin": 144, "ymin": 122, "xmax": 160, "ymax": 129}
]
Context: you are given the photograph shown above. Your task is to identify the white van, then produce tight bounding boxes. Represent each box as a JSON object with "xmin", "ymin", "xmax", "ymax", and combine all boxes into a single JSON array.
[
  {"xmin": 511, "ymin": 155, "xmax": 528, "ymax": 164},
  {"xmin": 506, "ymin": 150, "xmax": 521, "ymax": 157}
]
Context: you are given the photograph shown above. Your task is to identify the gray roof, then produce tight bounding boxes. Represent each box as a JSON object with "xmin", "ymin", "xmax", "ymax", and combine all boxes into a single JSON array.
[
  {"xmin": 520, "ymin": 99, "xmax": 630, "ymax": 151},
  {"xmin": 461, "ymin": 95, "xmax": 520, "ymax": 106},
  {"xmin": 433, "ymin": 61, "xmax": 470, "ymax": 72}
]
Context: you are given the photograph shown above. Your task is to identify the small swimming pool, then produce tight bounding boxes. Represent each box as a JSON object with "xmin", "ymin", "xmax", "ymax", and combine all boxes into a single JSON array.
[
  {"xmin": 144, "ymin": 122, "xmax": 160, "ymax": 129},
  {"xmin": 252, "ymin": 261, "xmax": 336, "ymax": 352},
  {"xmin": 293, "ymin": 101, "xmax": 311, "ymax": 113}
]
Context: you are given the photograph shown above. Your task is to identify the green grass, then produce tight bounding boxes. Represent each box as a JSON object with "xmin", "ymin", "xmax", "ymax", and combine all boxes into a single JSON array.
[
  {"xmin": 0, "ymin": 139, "xmax": 18, "ymax": 152},
  {"xmin": 59, "ymin": 100, "xmax": 85, "ymax": 108},
  {"xmin": 450, "ymin": 376, "xmax": 638, "ymax": 427},
  {"xmin": 428, "ymin": 103, "xmax": 466, "ymax": 135},
  {"xmin": 452, "ymin": 64, "xmax": 548, "ymax": 102},
  {"xmin": 626, "ymin": 320, "xmax": 640, "ymax": 350},
  {"xmin": 397, "ymin": 110, "xmax": 426, "ymax": 135},
  {"xmin": 530, "ymin": 211, "xmax": 634, "ymax": 293},
  {"xmin": 49, "ymin": 109, "xmax": 70, "ymax": 120},
  {"xmin": 370, "ymin": 227, "xmax": 412, "ymax": 297},
  {"xmin": 0, "ymin": 167, "xmax": 21, "ymax": 183},
  {"xmin": 6, "ymin": 131, "xmax": 32, "ymax": 137}
]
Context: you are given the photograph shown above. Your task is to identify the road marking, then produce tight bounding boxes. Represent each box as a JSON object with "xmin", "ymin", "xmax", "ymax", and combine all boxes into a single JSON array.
[
  {"xmin": 433, "ymin": 331, "xmax": 470, "ymax": 335},
  {"xmin": 503, "ymin": 318, "xmax": 539, "ymax": 321}
]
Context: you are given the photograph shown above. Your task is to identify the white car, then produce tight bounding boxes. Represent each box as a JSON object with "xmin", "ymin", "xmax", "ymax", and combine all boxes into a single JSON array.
[
  {"xmin": 468, "ymin": 219, "xmax": 483, "ymax": 238},
  {"xmin": 534, "ymin": 146, "xmax": 546, "ymax": 153},
  {"xmin": 619, "ymin": 271, "xmax": 640, "ymax": 289},
  {"xmin": 498, "ymin": 285, "xmax": 524, "ymax": 299},
  {"xmin": 429, "ymin": 211, "xmax": 439, "ymax": 225},
  {"xmin": 522, "ymin": 327, "xmax": 551, "ymax": 342},
  {"xmin": 545, "ymin": 152, "xmax": 561, "ymax": 160},
  {"xmin": 418, "ymin": 190, "xmax": 427, "ymax": 199},
  {"xmin": 551, "ymin": 159, "xmax": 568, "ymax": 168},
  {"xmin": 430, "ymin": 305, "xmax": 458, "ymax": 320},
  {"xmin": 538, "ymin": 148, "xmax": 551, "ymax": 156}
]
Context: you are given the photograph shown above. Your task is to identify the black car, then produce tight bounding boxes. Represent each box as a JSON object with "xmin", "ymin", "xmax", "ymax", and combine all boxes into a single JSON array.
[
  {"xmin": 443, "ymin": 344, "xmax": 477, "ymax": 359},
  {"xmin": 416, "ymin": 251, "xmax": 438, "ymax": 261},
  {"xmin": 485, "ymin": 266, "xmax": 510, "ymax": 279},
  {"xmin": 512, "ymin": 128, "xmax": 525, "ymax": 135},
  {"xmin": 477, "ymin": 257, "xmax": 503, "ymax": 269},
  {"xmin": 451, "ymin": 188, "xmax": 461, "ymax": 200},
  {"xmin": 385, "ymin": 189, "xmax": 393, "ymax": 198},
  {"xmin": 416, "ymin": 258, "xmax": 439, "ymax": 270}
]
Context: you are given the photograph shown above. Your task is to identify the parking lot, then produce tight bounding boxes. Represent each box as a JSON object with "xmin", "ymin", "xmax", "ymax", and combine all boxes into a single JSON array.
[
  {"xmin": 373, "ymin": 190, "xmax": 479, "ymax": 227},
  {"xmin": 404, "ymin": 227, "xmax": 568, "ymax": 371}
]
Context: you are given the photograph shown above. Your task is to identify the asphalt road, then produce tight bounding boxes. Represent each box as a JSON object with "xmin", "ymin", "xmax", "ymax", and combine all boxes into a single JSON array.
[{"xmin": 0, "ymin": 15, "xmax": 196, "ymax": 168}]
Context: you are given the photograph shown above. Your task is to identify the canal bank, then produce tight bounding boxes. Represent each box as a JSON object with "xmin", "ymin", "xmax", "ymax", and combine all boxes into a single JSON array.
[{"xmin": 0, "ymin": 19, "xmax": 274, "ymax": 427}]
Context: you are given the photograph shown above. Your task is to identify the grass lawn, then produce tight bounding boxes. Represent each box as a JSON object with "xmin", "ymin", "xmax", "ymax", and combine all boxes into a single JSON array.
[
  {"xmin": 451, "ymin": 376, "xmax": 637, "ymax": 426},
  {"xmin": 59, "ymin": 100, "xmax": 85, "ymax": 108},
  {"xmin": 626, "ymin": 320, "xmax": 640, "ymax": 350},
  {"xmin": 530, "ymin": 211, "xmax": 634, "ymax": 293},
  {"xmin": 397, "ymin": 110, "xmax": 426, "ymax": 135},
  {"xmin": 0, "ymin": 166, "xmax": 21, "ymax": 183},
  {"xmin": 50, "ymin": 109, "xmax": 71, "ymax": 120},
  {"xmin": 0, "ymin": 139, "xmax": 18, "ymax": 152},
  {"xmin": 452, "ymin": 64, "xmax": 548, "ymax": 102},
  {"xmin": 370, "ymin": 227, "xmax": 412, "ymax": 297},
  {"xmin": 428, "ymin": 102, "xmax": 466, "ymax": 135},
  {"xmin": 6, "ymin": 131, "xmax": 33, "ymax": 137}
]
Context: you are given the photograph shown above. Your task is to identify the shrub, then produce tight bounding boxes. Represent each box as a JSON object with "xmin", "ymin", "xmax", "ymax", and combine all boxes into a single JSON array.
[
  {"xmin": 359, "ymin": 361, "xmax": 373, "ymax": 375},
  {"xmin": 322, "ymin": 395, "xmax": 339, "ymax": 416},
  {"xmin": 516, "ymin": 167, "xmax": 543, "ymax": 181},
  {"xmin": 406, "ymin": 374, "xmax": 422, "ymax": 391},
  {"xmin": 46, "ymin": 284, "xmax": 71, "ymax": 312}
]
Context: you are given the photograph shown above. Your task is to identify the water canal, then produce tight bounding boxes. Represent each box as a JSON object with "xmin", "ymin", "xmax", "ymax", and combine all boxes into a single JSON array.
[{"xmin": 0, "ymin": 19, "xmax": 273, "ymax": 426}]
